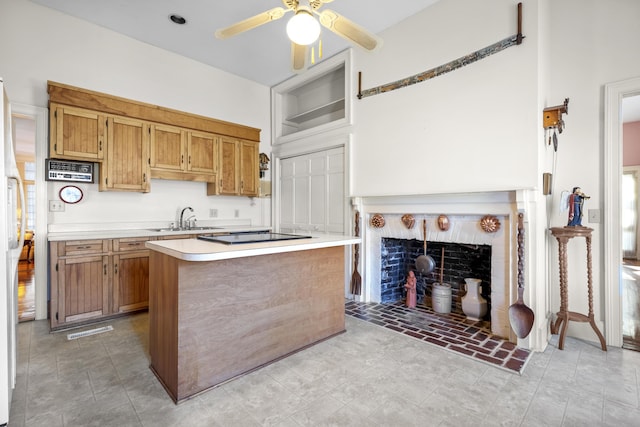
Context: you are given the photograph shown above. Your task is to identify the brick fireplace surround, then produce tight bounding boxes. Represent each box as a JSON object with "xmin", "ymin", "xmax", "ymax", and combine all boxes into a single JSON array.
[{"xmin": 354, "ymin": 192, "xmax": 520, "ymax": 341}]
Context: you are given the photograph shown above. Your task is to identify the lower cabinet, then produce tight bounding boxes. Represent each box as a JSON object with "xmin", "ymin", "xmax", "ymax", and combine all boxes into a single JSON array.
[
  {"xmin": 112, "ymin": 237, "xmax": 150, "ymax": 314},
  {"xmin": 50, "ymin": 237, "xmax": 152, "ymax": 330},
  {"xmin": 54, "ymin": 254, "xmax": 110, "ymax": 327}
]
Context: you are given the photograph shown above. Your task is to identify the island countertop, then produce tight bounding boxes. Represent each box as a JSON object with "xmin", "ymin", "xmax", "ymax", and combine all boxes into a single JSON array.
[
  {"xmin": 147, "ymin": 232, "xmax": 359, "ymax": 402},
  {"xmin": 145, "ymin": 233, "xmax": 360, "ymax": 261}
]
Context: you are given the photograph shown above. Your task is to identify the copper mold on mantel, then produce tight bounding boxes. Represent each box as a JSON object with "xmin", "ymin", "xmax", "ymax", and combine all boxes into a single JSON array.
[
  {"xmin": 480, "ymin": 215, "xmax": 501, "ymax": 233},
  {"xmin": 370, "ymin": 214, "xmax": 386, "ymax": 229},
  {"xmin": 437, "ymin": 215, "xmax": 450, "ymax": 231},
  {"xmin": 401, "ymin": 214, "xmax": 415, "ymax": 229}
]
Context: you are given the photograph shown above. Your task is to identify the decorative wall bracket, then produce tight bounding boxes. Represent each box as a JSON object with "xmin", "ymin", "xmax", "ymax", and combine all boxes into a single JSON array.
[{"xmin": 357, "ymin": 3, "xmax": 524, "ymax": 99}]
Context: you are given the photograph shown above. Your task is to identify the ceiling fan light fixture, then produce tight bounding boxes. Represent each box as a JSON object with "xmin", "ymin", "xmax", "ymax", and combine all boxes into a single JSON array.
[{"xmin": 286, "ymin": 9, "xmax": 320, "ymax": 45}]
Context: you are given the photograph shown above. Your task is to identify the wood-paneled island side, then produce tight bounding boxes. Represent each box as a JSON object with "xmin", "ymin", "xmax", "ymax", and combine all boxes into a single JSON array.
[{"xmin": 145, "ymin": 235, "xmax": 359, "ymax": 403}]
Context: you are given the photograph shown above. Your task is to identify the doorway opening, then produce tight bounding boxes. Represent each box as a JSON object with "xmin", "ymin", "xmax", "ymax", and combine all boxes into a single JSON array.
[
  {"xmin": 604, "ymin": 76, "xmax": 640, "ymax": 349},
  {"xmin": 12, "ymin": 115, "xmax": 36, "ymax": 321},
  {"xmin": 621, "ymin": 95, "xmax": 640, "ymax": 351},
  {"xmin": 11, "ymin": 103, "xmax": 48, "ymax": 323}
]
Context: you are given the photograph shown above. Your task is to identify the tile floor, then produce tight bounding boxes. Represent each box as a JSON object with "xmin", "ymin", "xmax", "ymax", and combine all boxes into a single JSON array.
[
  {"xmin": 345, "ymin": 301, "xmax": 531, "ymax": 374},
  {"xmin": 8, "ymin": 311, "xmax": 640, "ymax": 426}
]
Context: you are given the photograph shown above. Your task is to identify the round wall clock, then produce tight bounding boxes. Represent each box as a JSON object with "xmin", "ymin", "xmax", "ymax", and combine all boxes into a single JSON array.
[{"xmin": 59, "ymin": 185, "xmax": 83, "ymax": 204}]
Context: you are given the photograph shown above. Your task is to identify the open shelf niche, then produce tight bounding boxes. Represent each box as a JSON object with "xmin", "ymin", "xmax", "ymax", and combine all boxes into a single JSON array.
[{"xmin": 271, "ymin": 51, "xmax": 351, "ymax": 144}]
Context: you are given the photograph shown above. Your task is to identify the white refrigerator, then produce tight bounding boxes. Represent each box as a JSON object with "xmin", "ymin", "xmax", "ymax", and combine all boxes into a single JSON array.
[{"xmin": 1, "ymin": 77, "xmax": 25, "ymax": 425}]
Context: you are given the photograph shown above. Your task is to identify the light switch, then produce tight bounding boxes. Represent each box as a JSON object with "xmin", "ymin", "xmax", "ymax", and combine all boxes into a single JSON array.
[{"xmin": 588, "ymin": 209, "xmax": 600, "ymax": 223}]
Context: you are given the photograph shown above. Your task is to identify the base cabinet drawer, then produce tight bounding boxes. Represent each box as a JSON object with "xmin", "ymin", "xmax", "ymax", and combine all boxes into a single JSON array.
[{"xmin": 59, "ymin": 239, "xmax": 110, "ymax": 256}]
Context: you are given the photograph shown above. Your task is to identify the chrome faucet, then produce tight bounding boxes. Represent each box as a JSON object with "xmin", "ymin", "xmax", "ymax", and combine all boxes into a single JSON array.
[{"xmin": 180, "ymin": 206, "xmax": 194, "ymax": 229}]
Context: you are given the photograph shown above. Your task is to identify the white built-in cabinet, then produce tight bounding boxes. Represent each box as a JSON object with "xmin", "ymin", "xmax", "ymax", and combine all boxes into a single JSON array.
[
  {"xmin": 272, "ymin": 50, "xmax": 351, "ymax": 236},
  {"xmin": 271, "ymin": 51, "xmax": 350, "ymax": 145},
  {"xmin": 279, "ymin": 147, "xmax": 345, "ymax": 234}
]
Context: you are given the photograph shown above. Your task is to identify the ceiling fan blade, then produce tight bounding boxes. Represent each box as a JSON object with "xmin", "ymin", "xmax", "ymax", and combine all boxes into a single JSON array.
[
  {"xmin": 318, "ymin": 9, "xmax": 382, "ymax": 51},
  {"xmin": 291, "ymin": 42, "xmax": 307, "ymax": 72},
  {"xmin": 310, "ymin": 0, "xmax": 334, "ymax": 9},
  {"xmin": 215, "ymin": 7, "xmax": 288, "ymax": 39}
]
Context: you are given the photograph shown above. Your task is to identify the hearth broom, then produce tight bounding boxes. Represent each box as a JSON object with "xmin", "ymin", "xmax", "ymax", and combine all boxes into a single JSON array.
[{"xmin": 350, "ymin": 211, "xmax": 362, "ymax": 296}]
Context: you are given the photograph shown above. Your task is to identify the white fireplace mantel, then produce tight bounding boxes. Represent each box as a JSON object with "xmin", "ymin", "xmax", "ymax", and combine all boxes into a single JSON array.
[{"xmin": 351, "ymin": 190, "xmax": 549, "ymax": 351}]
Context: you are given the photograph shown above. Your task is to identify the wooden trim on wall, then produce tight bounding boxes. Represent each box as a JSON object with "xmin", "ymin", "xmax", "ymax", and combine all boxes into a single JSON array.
[{"xmin": 47, "ymin": 81, "xmax": 260, "ymax": 142}]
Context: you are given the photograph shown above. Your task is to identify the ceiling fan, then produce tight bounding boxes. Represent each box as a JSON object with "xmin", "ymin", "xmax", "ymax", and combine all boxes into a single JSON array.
[{"xmin": 215, "ymin": 0, "xmax": 382, "ymax": 71}]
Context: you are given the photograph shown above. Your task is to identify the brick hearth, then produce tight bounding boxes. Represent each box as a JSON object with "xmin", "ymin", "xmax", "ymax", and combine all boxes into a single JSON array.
[{"xmin": 345, "ymin": 300, "xmax": 531, "ymax": 374}]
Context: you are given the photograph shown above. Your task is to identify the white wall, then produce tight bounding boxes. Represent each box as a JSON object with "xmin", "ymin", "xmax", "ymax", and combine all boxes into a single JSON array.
[
  {"xmin": 351, "ymin": 0, "xmax": 540, "ymax": 197},
  {"xmin": 0, "ymin": 0, "xmax": 272, "ymax": 227},
  {"xmin": 544, "ymin": 0, "xmax": 640, "ymax": 341}
]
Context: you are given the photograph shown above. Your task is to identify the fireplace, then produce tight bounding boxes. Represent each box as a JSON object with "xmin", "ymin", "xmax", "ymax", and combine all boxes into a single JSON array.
[
  {"xmin": 380, "ymin": 238, "xmax": 492, "ymax": 317},
  {"xmin": 356, "ymin": 192, "xmax": 517, "ymax": 339}
]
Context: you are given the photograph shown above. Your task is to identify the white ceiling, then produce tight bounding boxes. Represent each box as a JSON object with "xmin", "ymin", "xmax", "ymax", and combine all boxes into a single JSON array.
[{"xmin": 29, "ymin": 0, "xmax": 441, "ymax": 87}]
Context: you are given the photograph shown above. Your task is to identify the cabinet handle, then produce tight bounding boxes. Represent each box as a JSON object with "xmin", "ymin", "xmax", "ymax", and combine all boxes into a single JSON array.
[
  {"xmin": 75, "ymin": 245, "xmax": 91, "ymax": 250},
  {"xmin": 104, "ymin": 264, "xmax": 107, "ymax": 275},
  {"xmin": 99, "ymin": 140, "xmax": 102, "ymax": 151},
  {"xmin": 181, "ymin": 154, "xmax": 184, "ymax": 164},
  {"xmin": 189, "ymin": 155, "xmax": 191, "ymax": 165},
  {"xmin": 143, "ymin": 173, "xmax": 147, "ymax": 182},
  {"xmin": 114, "ymin": 264, "xmax": 118, "ymax": 274},
  {"xmin": 127, "ymin": 242, "xmax": 142, "ymax": 247}
]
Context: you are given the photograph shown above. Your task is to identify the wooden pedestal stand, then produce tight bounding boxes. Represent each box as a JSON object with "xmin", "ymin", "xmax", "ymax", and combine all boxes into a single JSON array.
[{"xmin": 549, "ymin": 226, "xmax": 606, "ymax": 351}]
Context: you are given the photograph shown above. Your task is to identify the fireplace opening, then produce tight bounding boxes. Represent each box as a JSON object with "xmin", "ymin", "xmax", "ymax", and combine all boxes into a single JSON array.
[{"xmin": 381, "ymin": 238, "xmax": 492, "ymax": 320}]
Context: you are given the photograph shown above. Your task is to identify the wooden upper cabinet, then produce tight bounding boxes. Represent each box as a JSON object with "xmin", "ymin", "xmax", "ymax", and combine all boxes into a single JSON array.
[
  {"xmin": 240, "ymin": 140, "xmax": 259, "ymax": 197},
  {"xmin": 101, "ymin": 116, "xmax": 150, "ymax": 193},
  {"xmin": 47, "ymin": 82, "xmax": 261, "ymax": 193},
  {"xmin": 217, "ymin": 136, "xmax": 240, "ymax": 195},
  {"xmin": 50, "ymin": 103, "xmax": 105, "ymax": 161},
  {"xmin": 187, "ymin": 131, "xmax": 217, "ymax": 175},
  {"xmin": 207, "ymin": 137, "xmax": 259, "ymax": 197},
  {"xmin": 149, "ymin": 125, "xmax": 217, "ymax": 182},
  {"xmin": 150, "ymin": 124, "xmax": 185, "ymax": 172}
]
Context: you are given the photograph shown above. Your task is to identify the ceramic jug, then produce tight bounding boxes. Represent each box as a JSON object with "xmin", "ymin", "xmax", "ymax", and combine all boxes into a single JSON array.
[{"xmin": 461, "ymin": 278, "xmax": 487, "ymax": 321}]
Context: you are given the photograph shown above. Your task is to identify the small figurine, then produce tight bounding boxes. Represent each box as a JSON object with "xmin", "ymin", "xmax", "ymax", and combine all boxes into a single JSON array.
[
  {"xmin": 404, "ymin": 270, "xmax": 417, "ymax": 308},
  {"xmin": 567, "ymin": 187, "xmax": 590, "ymax": 227}
]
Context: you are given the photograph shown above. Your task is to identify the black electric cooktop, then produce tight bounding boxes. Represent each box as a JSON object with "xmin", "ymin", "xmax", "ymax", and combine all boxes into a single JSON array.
[{"xmin": 197, "ymin": 232, "xmax": 312, "ymax": 245}]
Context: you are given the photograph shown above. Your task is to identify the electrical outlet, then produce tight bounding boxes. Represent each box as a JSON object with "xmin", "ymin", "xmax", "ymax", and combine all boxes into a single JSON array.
[
  {"xmin": 234, "ymin": 209, "xmax": 240, "ymax": 218},
  {"xmin": 210, "ymin": 208, "xmax": 218, "ymax": 218},
  {"xmin": 588, "ymin": 209, "xmax": 601, "ymax": 223},
  {"xmin": 49, "ymin": 200, "xmax": 65, "ymax": 212}
]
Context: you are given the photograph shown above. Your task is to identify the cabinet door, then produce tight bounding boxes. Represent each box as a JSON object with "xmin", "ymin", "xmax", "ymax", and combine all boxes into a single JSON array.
[
  {"xmin": 50, "ymin": 104, "xmax": 105, "ymax": 161},
  {"xmin": 55, "ymin": 255, "xmax": 110, "ymax": 327},
  {"xmin": 218, "ymin": 137, "xmax": 240, "ymax": 195},
  {"xmin": 278, "ymin": 147, "xmax": 344, "ymax": 234},
  {"xmin": 113, "ymin": 251, "xmax": 149, "ymax": 313},
  {"xmin": 187, "ymin": 131, "xmax": 217, "ymax": 175},
  {"xmin": 240, "ymin": 140, "xmax": 259, "ymax": 197},
  {"xmin": 150, "ymin": 124, "xmax": 185, "ymax": 172},
  {"xmin": 102, "ymin": 116, "xmax": 150, "ymax": 192}
]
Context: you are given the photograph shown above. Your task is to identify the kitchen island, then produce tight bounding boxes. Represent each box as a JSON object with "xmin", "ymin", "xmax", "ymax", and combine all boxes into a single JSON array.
[{"xmin": 145, "ymin": 233, "xmax": 360, "ymax": 403}]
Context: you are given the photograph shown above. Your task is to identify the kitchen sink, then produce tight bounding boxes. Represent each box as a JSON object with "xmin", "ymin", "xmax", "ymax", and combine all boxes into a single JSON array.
[
  {"xmin": 149, "ymin": 226, "xmax": 223, "ymax": 232},
  {"xmin": 189, "ymin": 226, "xmax": 224, "ymax": 231}
]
